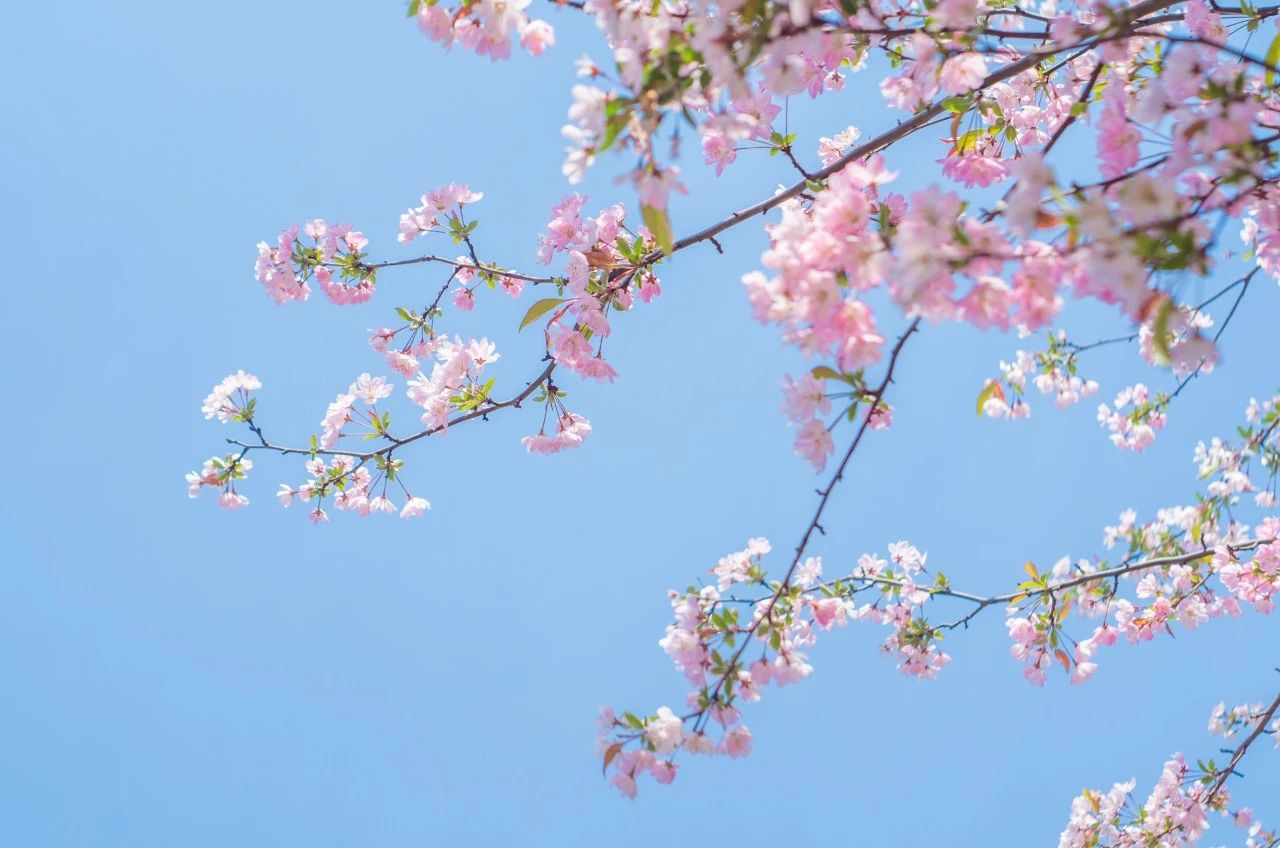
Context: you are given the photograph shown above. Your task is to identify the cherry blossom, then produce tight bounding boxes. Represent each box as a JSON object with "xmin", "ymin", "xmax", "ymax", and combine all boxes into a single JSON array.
[
  {"xmin": 411, "ymin": 0, "xmax": 554, "ymax": 61},
  {"xmin": 189, "ymin": 0, "xmax": 1280, "ymax": 818},
  {"xmin": 201, "ymin": 370, "xmax": 261, "ymax": 423}
]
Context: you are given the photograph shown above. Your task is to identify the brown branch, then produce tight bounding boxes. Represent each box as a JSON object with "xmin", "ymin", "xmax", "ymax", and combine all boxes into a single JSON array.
[
  {"xmin": 799, "ymin": 539, "xmax": 1278, "ymax": 632},
  {"xmin": 688, "ymin": 317, "xmax": 921, "ymax": 730},
  {"xmin": 229, "ymin": 360, "xmax": 557, "ymax": 462},
  {"xmin": 1207, "ymin": 686, "xmax": 1280, "ymax": 801},
  {"xmin": 636, "ymin": 0, "xmax": 1183, "ymax": 268},
  {"xmin": 365, "ymin": 253, "xmax": 560, "ymax": 285}
]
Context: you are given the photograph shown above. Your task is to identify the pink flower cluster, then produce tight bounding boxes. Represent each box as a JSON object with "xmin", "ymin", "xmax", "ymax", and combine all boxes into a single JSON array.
[
  {"xmin": 278, "ymin": 454, "xmax": 430, "ymax": 524},
  {"xmin": 319, "ymin": 373, "xmax": 394, "ymax": 449},
  {"xmin": 405, "ymin": 336, "xmax": 501, "ymax": 430},
  {"xmin": 450, "ymin": 255, "xmax": 526, "ymax": 309},
  {"xmin": 1216, "ymin": 521, "xmax": 1280, "ymax": 614},
  {"xmin": 194, "ymin": 1, "xmax": 1280, "ymax": 812},
  {"xmin": 1097, "ymin": 383, "xmax": 1167, "ymax": 452},
  {"xmin": 596, "ymin": 706, "xmax": 751, "ymax": 799},
  {"xmin": 190, "ymin": 374, "xmax": 263, "ymax": 508},
  {"xmin": 741, "ymin": 157, "xmax": 893, "ymax": 372},
  {"xmin": 1241, "ymin": 185, "xmax": 1280, "ymax": 285},
  {"xmin": 522, "ymin": 410, "xmax": 592, "ymax": 455},
  {"xmin": 605, "ymin": 538, "xmax": 952, "ymax": 797},
  {"xmin": 780, "ymin": 373, "xmax": 835, "ymax": 470},
  {"xmin": 1006, "ymin": 527, "xmax": 1279, "ymax": 688},
  {"xmin": 880, "ymin": 35, "xmax": 989, "ymax": 110},
  {"xmin": 698, "ymin": 88, "xmax": 782, "ymax": 176},
  {"xmin": 849, "ymin": 543, "xmax": 954, "ymax": 679},
  {"xmin": 600, "ymin": 538, "xmax": 779, "ymax": 797},
  {"xmin": 561, "ymin": 0, "xmax": 881, "ymax": 190},
  {"xmin": 1057, "ymin": 753, "xmax": 1231, "ymax": 848},
  {"xmin": 534, "ymin": 194, "xmax": 661, "ymax": 382},
  {"xmin": 1057, "ymin": 689, "xmax": 1280, "ymax": 848},
  {"xmin": 413, "ymin": 0, "xmax": 554, "ymax": 61},
  {"xmin": 817, "ymin": 125, "xmax": 862, "ymax": 167},
  {"xmin": 1003, "ymin": 396, "xmax": 1280, "ymax": 685},
  {"xmin": 1195, "ymin": 438, "xmax": 1274, "ymax": 508},
  {"xmin": 186, "ymin": 454, "xmax": 253, "ymax": 510},
  {"xmin": 1139, "ymin": 306, "xmax": 1219, "ymax": 378},
  {"xmin": 201, "ymin": 370, "xmax": 261, "ymax": 423},
  {"xmin": 982, "ymin": 340, "xmax": 1100, "ymax": 421},
  {"xmin": 397, "ymin": 182, "xmax": 483, "ymax": 245},
  {"xmin": 1207, "ymin": 700, "xmax": 1280, "ymax": 743},
  {"xmin": 370, "ymin": 324, "xmax": 432, "ymax": 379},
  {"xmin": 254, "ymin": 219, "xmax": 373, "ymax": 306},
  {"xmin": 617, "ymin": 381, "xmax": 1280, "ymax": 789}
]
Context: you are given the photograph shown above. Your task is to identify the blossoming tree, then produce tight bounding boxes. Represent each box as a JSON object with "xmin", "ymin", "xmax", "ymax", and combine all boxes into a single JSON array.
[{"xmin": 189, "ymin": 0, "xmax": 1280, "ymax": 842}]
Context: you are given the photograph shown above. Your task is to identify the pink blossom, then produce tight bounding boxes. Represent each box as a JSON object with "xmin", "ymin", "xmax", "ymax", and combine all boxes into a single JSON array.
[
  {"xmin": 400, "ymin": 497, "xmax": 431, "ymax": 519},
  {"xmin": 701, "ymin": 129, "xmax": 737, "ymax": 176},
  {"xmin": 518, "ymin": 19, "xmax": 554, "ymax": 56},
  {"xmin": 452, "ymin": 287, "xmax": 475, "ymax": 311},
  {"xmin": 644, "ymin": 707, "xmax": 684, "ymax": 755},
  {"xmin": 719, "ymin": 726, "xmax": 753, "ymax": 759},
  {"xmin": 939, "ymin": 53, "xmax": 987, "ymax": 95},
  {"xmin": 794, "ymin": 419, "xmax": 834, "ymax": 471}
]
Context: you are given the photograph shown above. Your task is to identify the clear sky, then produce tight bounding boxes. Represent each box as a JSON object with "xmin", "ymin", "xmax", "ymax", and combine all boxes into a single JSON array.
[{"xmin": 2, "ymin": 3, "xmax": 1277, "ymax": 846}]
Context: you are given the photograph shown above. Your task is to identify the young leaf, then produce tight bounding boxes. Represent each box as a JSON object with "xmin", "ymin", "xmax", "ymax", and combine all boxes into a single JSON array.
[
  {"xmin": 975, "ymin": 379, "xmax": 1005, "ymax": 416},
  {"xmin": 584, "ymin": 250, "xmax": 621, "ymax": 269},
  {"xmin": 600, "ymin": 112, "xmax": 627, "ymax": 153},
  {"xmin": 641, "ymin": 204, "xmax": 674, "ymax": 255},
  {"xmin": 1148, "ymin": 296, "xmax": 1176, "ymax": 367},
  {"xmin": 1055, "ymin": 648, "xmax": 1071, "ymax": 672},
  {"xmin": 952, "ymin": 128, "xmax": 985, "ymax": 155},
  {"xmin": 602, "ymin": 742, "xmax": 623, "ymax": 775},
  {"xmin": 1266, "ymin": 32, "xmax": 1280, "ymax": 87},
  {"xmin": 519, "ymin": 297, "xmax": 568, "ymax": 331}
]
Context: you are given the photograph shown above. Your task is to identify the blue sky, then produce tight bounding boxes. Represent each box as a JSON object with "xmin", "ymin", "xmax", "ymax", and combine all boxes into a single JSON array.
[{"xmin": 3, "ymin": 2, "xmax": 1278, "ymax": 845}]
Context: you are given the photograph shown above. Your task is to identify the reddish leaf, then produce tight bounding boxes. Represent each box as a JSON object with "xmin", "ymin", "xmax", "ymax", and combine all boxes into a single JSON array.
[{"xmin": 602, "ymin": 742, "xmax": 623, "ymax": 776}]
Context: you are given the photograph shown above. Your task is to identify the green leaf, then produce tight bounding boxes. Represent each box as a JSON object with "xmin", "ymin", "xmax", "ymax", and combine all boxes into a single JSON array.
[
  {"xmin": 952, "ymin": 128, "xmax": 985, "ymax": 154},
  {"xmin": 975, "ymin": 380, "xmax": 1002, "ymax": 416},
  {"xmin": 1149, "ymin": 297, "xmax": 1175, "ymax": 367},
  {"xmin": 1266, "ymin": 32, "xmax": 1280, "ymax": 87},
  {"xmin": 641, "ymin": 204, "xmax": 674, "ymax": 255},
  {"xmin": 518, "ymin": 297, "xmax": 567, "ymax": 331},
  {"xmin": 603, "ymin": 97, "xmax": 631, "ymax": 119},
  {"xmin": 395, "ymin": 306, "xmax": 414, "ymax": 323},
  {"xmin": 600, "ymin": 113, "xmax": 627, "ymax": 153},
  {"xmin": 406, "ymin": 0, "xmax": 421, "ymax": 16},
  {"xmin": 810, "ymin": 365, "xmax": 842, "ymax": 381}
]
